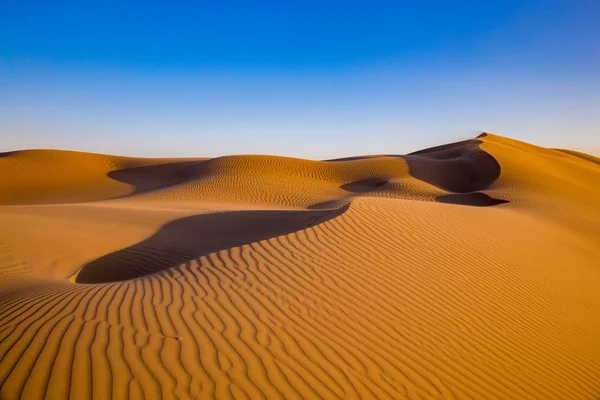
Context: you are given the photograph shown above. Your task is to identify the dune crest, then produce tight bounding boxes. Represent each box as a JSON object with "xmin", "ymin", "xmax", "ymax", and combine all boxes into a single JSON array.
[{"xmin": 1, "ymin": 134, "xmax": 599, "ymax": 399}]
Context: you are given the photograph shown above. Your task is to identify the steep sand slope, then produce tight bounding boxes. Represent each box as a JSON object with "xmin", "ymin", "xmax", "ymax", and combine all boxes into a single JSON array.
[{"xmin": 0, "ymin": 134, "xmax": 599, "ymax": 399}]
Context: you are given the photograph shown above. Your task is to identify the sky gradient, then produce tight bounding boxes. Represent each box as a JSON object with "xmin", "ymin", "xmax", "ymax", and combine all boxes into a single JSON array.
[{"xmin": 1, "ymin": 1, "xmax": 599, "ymax": 158}]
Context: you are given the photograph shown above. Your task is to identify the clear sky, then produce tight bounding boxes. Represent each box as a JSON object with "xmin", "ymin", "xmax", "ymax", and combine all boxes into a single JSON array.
[{"xmin": 1, "ymin": 1, "xmax": 599, "ymax": 159}]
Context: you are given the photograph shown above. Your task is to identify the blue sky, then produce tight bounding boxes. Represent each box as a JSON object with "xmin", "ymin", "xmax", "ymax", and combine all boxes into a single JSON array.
[{"xmin": 1, "ymin": 1, "xmax": 599, "ymax": 158}]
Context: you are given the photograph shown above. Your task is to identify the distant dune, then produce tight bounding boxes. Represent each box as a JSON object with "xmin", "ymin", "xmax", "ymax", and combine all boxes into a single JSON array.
[{"xmin": 1, "ymin": 133, "xmax": 599, "ymax": 399}]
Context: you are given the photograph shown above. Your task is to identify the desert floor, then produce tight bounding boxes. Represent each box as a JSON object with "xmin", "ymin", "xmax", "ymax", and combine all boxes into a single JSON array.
[{"xmin": 1, "ymin": 133, "xmax": 599, "ymax": 399}]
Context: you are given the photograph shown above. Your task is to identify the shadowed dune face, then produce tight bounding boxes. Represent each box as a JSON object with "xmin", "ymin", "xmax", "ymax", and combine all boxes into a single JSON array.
[
  {"xmin": 0, "ymin": 151, "xmax": 18, "ymax": 158},
  {"xmin": 1, "ymin": 138, "xmax": 506, "ymax": 208},
  {"xmin": 75, "ymin": 204, "xmax": 348, "ymax": 283},
  {"xmin": 324, "ymin": 137, "xmax": 507, "ymax": 206},
  {"xmin": 107, "ymin": 138, "xmax": 507, "ymax": 207},
  {"xmin": 437, "ymin": 192, "xmax": 510, "ymax": 207},
  {"xmin": 404, "ymin": 139, "xmax": 502, "ymax": 193},
  {"xmin": 403, "ymin": 138, "xmax": 508, "ymax": 206},
  {"xmin": 107, "ymin": 160, "xmax": 207, "ymax": 196},
  {"xmin": 0, "ymin": 150, "xmax": 206, "ymax": 205},
  {"xmin": 341, "ymin": 177, "xmax": 389, "ymax": 192}
]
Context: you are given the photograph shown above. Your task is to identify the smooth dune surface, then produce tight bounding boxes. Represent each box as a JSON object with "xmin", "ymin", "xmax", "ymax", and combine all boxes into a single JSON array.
[{"xmin": 1, "ymin": 133, "xmax": 599, "ymax": 399}]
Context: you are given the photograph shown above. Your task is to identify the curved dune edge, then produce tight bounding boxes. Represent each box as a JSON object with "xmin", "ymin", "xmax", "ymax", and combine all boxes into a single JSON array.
[
  {"xmin": 0, "ymin": 135, "xmax": 506, "ymax": 208},
  {"xmin": 70, "ymin": 136, "xmax": 507, "ymax": 283},
  {"xmin": 73, "ymin": 205, "xmax": 349, "ymax": 283},
  {"xmin": 436, "ymin": 192, "xmax": 509, "ymax": 207},
  {"xmin": 0, "ymin": 150, "xmax": 204, "ymax": 206},
  {"xmin": 1, "ymin": 133, "xmax": 600, "ymax": 399}
]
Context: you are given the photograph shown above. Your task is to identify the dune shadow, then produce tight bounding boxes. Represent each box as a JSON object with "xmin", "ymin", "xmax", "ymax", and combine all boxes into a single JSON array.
[
  {"xmin": 328, "ymin": 137, "xmax": 508, "ymax": 207},
  {"xmin": 341, "ymin": 178, "xmax": 389, "ymax": 193},
  {"xmin": 0, "ymin": 151, "xmax": 18, "ymax": 158},
  {"xmin": 107, "ymin": 160, "xmax": 208, "ymax": 196},
  {"xmin": 308, "ymin": 198, "xmax": 352, "ymax": 210},
  {"xmin": 75, "ymin": 204, "xmax": 349, "ymax": 284},
  {"xmin": 403, "ymin": 139, "xmax": 501, "ymax": 193},
  {"xmin": 324, "ymin": 155, "xmax": 380, "ymax": 162},
  {"xmin": 436, "ymin": 192, "xmax": 509, "ymax": 207},
  {"xmin": 402, "ymin": 137, "xmax": 509, "ymax": 207},
  {"xmin": 105, "ymin": 136, "xmax": 508, "ymax": 209},
  {"xmin": 325, "ymin": 135, "xmax": 507, "ymax": 207}
]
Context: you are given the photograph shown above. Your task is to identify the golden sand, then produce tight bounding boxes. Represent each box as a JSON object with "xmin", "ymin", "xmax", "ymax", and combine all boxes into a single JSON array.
[{"xmin": 0, "ymin": 134, "xmax": 599, "ymax": 399}]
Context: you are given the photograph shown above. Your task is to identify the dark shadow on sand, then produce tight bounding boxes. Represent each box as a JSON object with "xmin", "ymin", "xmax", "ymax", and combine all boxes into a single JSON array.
[
  {"xmin": 403, "ymin": 138, "xmax": 501, "ymax": 193},
  {"xmin": 436, "ymin": 192, "xmax": 509, "ymax": 207},
  {"xmin": 403, "ymin": 136, "xmax": 509, "ymax": 206},
  {"xmin": 329, "ymin": 136, "xmax": 508, "ymax": 207},
  {"xmin": 107, "ymin": 135, "xmax": 508, "ymax": 208},
  {"xmin": 341, "ymin": 178, "xmax": 389, "ymax": 193},
  {"xmin": 0, "ymin": 151, "xmax": 18, "ymax": 158},
  {"xmin": 107, "ymin": 160, "xmax": 208, "ymax": 196},
  {"xmin": 76, "ymin": 204, "xmax": 349, "ymax": 284}
]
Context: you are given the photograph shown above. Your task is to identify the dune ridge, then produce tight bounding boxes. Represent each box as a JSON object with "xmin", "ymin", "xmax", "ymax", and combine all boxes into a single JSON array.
[{"xmin": 1, "ymin": 133, "xmax": 599, "ymax": 399}]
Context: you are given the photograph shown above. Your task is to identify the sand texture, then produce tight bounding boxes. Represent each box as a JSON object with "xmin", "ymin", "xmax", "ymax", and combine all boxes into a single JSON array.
[{"xmin": 1, "ymin": 133, "xmax": 599, "ymax": 399}]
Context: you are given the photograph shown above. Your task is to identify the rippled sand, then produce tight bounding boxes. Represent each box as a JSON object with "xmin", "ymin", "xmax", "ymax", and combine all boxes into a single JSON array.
[{"xmin": 1, "ymin": 133, "xmax": 599, "ymax": 399}]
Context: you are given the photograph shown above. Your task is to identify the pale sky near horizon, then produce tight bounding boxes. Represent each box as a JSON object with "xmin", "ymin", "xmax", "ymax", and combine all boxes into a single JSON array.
[{"xmin": 1, "ymin": 1, "xmax": 599, "ymax": 159}]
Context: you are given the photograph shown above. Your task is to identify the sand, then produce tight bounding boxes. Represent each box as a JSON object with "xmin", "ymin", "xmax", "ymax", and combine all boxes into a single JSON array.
[{"xmin": 0, "ymin": 133, "xmax": 599, "ymax": 399}]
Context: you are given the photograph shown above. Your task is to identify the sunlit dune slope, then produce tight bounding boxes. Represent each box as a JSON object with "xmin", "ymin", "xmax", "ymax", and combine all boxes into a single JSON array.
[
  {"xmin": 0, "ymin": 133, "xmax": 599, "ymax": 399},
  {"xmin": 0, "ymin": 150, "xmax": 203, "ymax": 205}
]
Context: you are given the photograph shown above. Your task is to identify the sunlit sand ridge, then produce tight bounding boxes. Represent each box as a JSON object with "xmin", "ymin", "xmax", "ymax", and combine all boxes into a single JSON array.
[{"xmin": 0, "ymin": 133, "xmax": 599, "ymax": 399}]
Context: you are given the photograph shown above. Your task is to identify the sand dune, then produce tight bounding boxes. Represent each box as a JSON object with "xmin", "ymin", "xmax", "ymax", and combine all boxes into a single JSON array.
[{"xmin": 1, "ymin": 133, "xmax": 599, "ymax": 399}]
